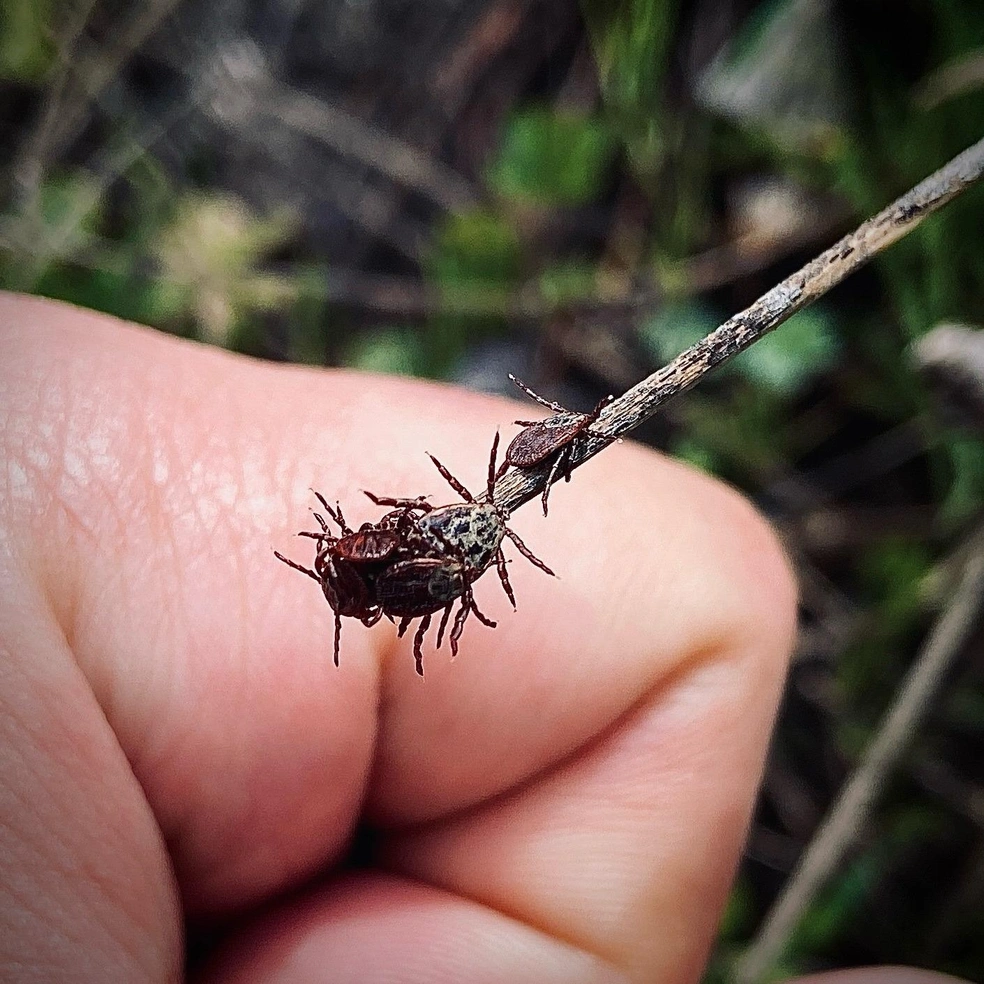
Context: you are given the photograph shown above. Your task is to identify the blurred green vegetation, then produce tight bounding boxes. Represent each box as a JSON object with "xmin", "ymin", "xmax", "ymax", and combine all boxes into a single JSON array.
[{"xmin": 2, "ymin": 0, "xmax": 984, "ymax": 980}]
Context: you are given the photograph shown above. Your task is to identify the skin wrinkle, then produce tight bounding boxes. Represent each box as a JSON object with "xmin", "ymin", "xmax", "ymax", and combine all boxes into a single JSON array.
[
  {"xmin": 11, "ymin": 354, "xmax": 141, "ymax": 663},
  {"xmin": 204, "ymin": 873, "xmax": 632, "ymax": 984},
  {"xmin": 437, "ymin": 891, "xmax": 633, "ymax": 984},
  {"xmin": 225, "ymin": 474, "xmax": 260, "ymax": 689},
  {"xmin": 364, "ymin": 651, "xmax": 710, "ymax": 978},
  {"xmin": 376, "ymin": 629, "xmax": 781, "ymax": 983},
  {"xmin": 54, "ymin": 350, "xmax": 257, "ymax": 818},
  {"xmin": 55, "ymin": 371, "xmax": 130, "ymax": 544},
  {"xmin": 151, "ymin": 387, "xmax": 296, "ymax": 755},
  {"xmin": 375, "ymin": 634, "xmax": 731, "ymax": 837},
  {"xmin": 7, "ymin": 331, "xmax": 228, "ymax": 910},
  {"xmin": 146, "ymin": 430, "xmax": 372, "ymax": 908},
  {"xmin": 151, "ymin": 380, "xmax": 282, "ymax": 685}
]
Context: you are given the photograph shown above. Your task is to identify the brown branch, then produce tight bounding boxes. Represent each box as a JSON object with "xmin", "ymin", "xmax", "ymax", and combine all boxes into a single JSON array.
[
  {"xmin": 488, "ymin": 136, "xmax": 984, "ymax": 515},
  {"xmin": 734, "ymin": 524, "xmax": 984, "ymax": 983}
]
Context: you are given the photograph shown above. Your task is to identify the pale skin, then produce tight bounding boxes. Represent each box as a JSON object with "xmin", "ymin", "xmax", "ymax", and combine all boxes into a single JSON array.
[{"xmin": 0, "ymin": 293, "xmax": 968, "ymax": 984}]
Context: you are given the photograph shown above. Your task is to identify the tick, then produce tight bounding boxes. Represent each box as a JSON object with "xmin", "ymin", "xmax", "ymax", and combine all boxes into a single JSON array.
[
  {"xmin": 274, "ymin": 493, "xmax": 419, "ymax": 666},
  {"xmin": 381, "ymin": 432, "xmax": 555, "ymax": 673},
  {"xmin": 499, "ymin": 374, "xmax": 614, "ymax": 515}
]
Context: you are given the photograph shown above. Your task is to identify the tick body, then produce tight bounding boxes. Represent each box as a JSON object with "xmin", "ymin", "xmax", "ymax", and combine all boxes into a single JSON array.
[
  {"xmin": 499, "ymin": 374, "xmax": 614, "ymax": 515},
  {"xmin": 332, "ymin": 527, "xmax": 401, "ymax": 563},
  {"xmin": 275, "ymin": 493, "xmax": 401, "ymax": 666},
  {"xmin": 379, "ymin": 432, "xmax": 553, "ymax": 673},
  {"xmin": 416, "ymin": 502, "xmax": 504, "ymax": 573},
  {"xmin": 374, "ymin": 555, "xmax": 493, "ymax": 675}
]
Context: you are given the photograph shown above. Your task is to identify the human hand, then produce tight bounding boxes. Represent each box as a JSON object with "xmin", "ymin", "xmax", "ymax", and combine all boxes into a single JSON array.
[{"xmin": 0, "ymin": 294, "xmax": 958, "ymax": 984}]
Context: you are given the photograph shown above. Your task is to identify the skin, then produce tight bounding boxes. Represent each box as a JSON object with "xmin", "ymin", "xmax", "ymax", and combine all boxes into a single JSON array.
[{"xmin": 0, "ymin": 292, "xmax": 967, "ymax": 984}]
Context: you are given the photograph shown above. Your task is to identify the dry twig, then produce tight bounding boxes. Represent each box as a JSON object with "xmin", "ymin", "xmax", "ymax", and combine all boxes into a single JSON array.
[{"xmin": 487, "ymin": 136, "xmax": 984, "ymax": 515}]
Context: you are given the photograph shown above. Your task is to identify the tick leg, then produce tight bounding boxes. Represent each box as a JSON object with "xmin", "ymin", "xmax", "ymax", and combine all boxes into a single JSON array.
[
  {"xmin": 589, "ymin": 394, "xmax": 616, "ymax": 417},
  {"xmin": 427, "ymin": 454, "xmax": 474, "ymax": 502},
  {"xmin": 470, "ymin": 593, "xmax": 497, "ymax": 628},
  {"xmin": 435, "ymin": 602, "xmax": 454, "ymax": 649},
  {"xmin": 582, "ymin": 395, "xmax": 616, "ymax": 444},
  {"xmin": 274, "ymin": 550, "xmax": 321, "ymax": 583},
  {"xmin": 397, "ymin": 616, "xmax": 412, "ymax": 638},
  {"xmin": 562, "ymin": 443, "xmax": 574, "ymax": 483},
  {"xmin": 363, "ymin": 491, "xmax": 433, "ymax": 512},
  {"xmin": 313, "ymin": 492, "xmax": 350, "ymax": 533},
  {"xmin": 335, "ymin": 501, "xmax": 351, "ymax": 533},
  {"xmin": 412, "ymin": 614, "xmax": 432, "ymax": 676},
  {"xmin": 495, "ymin": 549, "xmax": 516, "ymax": 608},
  {"xmin": 504, "ymin": 528, "xmax": 555, "ymax": 576},
  {"xmin": 362, "ymin": 608, "xmax": 383, "ymax": 628},
  {"xmin": 509, "ymin": 374, "xmax": 568, "ymax": 413},
  {"xmin": 449, "ymin": 599, "xmax": 470, "ymax": 658},
  {"xmin": 541, "ymin": 452, "xmax": 568, "ymax": 516},
  {"xmin": 333, "ymin": 611, "xmax": 342, "ymax": 667},
  {"xmin": 486, "ymin": 431, "xmax": 500, "ymax": 499}
]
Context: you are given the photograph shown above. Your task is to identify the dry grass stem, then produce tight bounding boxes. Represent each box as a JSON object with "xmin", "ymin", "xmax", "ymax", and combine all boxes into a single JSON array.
[{"xmin": 488, "ymin": 135, "xmax": 984, "ymax": 515}]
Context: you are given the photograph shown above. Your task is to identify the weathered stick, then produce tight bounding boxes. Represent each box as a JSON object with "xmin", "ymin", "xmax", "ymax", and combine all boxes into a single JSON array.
[{"xmin": 488, "ymin": 136, "xmax": 984, "ymax": 515}]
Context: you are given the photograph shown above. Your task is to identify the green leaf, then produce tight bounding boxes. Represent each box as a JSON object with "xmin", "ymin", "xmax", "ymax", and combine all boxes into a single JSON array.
[
  {"xmin": 581, "ymin": 0, "xmax": 678, "ymax": 108},
  {"xmin": 0, "ymin": 0, "xmax": 54, "ymax": 81},
  {"xmin": 489, "ymin": 109, "xmax": 615, "ymax": 207},
  {"xmin": 538, "ymin": 262, "xmax": 597, "ymax": 305},
  {"xmin": 430, "ymin": 208, "xmax": 521, "ymax": 286},
  {"xmin": 341, "ymin": 327, "xmax": 424, "ymax": 377},
  {"xmin": 792, "ymin": 851, "xmax": 881, "ymax": 954},
  {"xmin": 718, "ymin": 878, "xmax": 755, "ymax": 939},
  {"xmin": 940, "ymin": 434, "xmax": 984, "ymax": 524},
  {"xmin": 670, "ymin": 435, "xmax": 722, "ymax": 475},
  {"xmin": 640, "ymin": 300, "xmax": 721, "ymax": 363}
]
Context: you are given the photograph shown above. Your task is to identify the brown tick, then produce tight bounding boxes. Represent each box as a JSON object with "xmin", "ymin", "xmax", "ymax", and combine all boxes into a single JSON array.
[
  {"xmin": 276, "ymin": 435, "xmax": 554, "ymax": 675},
  {"xmin": 376, "ymin": 432, "xmax": 555, "ymax": 674},
  {"xmin": 274, "ymin": 493, "xmax": 423, "ymax": 666},
  {"xmin": 498, "ymin": 374, "xmax": 614, "ymax": 515}
]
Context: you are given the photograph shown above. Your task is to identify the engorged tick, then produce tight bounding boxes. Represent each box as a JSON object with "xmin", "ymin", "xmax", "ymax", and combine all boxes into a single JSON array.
[{"xmin": 497, "ymin": 374, "xmax": 614, "ymax": 515}]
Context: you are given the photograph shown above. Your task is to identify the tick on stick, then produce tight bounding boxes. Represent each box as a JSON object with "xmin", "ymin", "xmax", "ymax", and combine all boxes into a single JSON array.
[
  {"xmin": 499, "ymin": 374, "xmax": 614, "ymax": 515},
  {"xmin": 379, "ymin": 432, "xmax": 555, "ymax": 674}
]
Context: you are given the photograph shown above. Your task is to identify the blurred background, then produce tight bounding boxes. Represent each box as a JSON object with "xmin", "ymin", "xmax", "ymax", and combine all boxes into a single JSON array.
[{"xmin": 2, "ymin": 0, "xmax": 984, "ymax": 980}]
